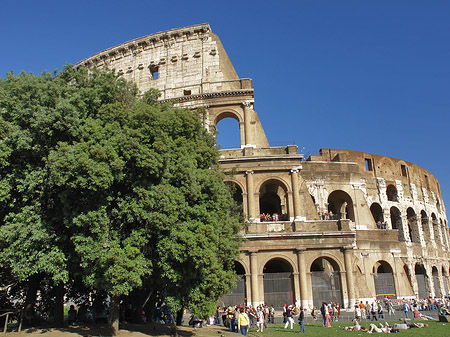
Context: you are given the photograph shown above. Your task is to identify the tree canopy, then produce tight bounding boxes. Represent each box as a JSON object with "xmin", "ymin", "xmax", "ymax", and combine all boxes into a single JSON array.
[{"xmin": 0, "ymin": 67, "xmax": 241, "ymax": 332}]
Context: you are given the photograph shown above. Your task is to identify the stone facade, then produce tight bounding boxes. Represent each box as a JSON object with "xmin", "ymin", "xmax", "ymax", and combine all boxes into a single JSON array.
[{"xmin": 76, "ymin": 24, "xmax": 449, "ymax": 309}]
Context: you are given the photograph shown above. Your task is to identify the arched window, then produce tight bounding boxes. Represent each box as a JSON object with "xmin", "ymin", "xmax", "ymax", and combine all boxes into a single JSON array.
[
  {"xmin": 386, "ymin": 185, "xmax": 398, "ymax": 202},
  {"xmin": 215, "ymin": 113, "xmax": 241, "ymax": 149},
  {"xmin": 407, "ymin": 208, "xmax": 420, "ymax": 243},
  {"xmin": 370, "ymin": 203, "xmax": 384, "ymax": 228},
  {"xmin": 259, "ymin": 180, "xmax": 289, "ymax": 221},
  {"xmin": 327, "ymin": 190, "xmax": 355, "ymax": 221},
  {"xmin": 390, "ymin": 207, "xmax": 405, "ymax": 241}
]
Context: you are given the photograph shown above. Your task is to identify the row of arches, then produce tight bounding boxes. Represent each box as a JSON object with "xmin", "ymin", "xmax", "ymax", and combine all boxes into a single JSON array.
[
  {"xmin": 385, "ymin": 184, "xmax": 443, "ymax": 213},
  {"xmin": 411, "ymin": 265, "xmax": 450, "ymax": 299},
  {"xmin": 370, "ymin": 203, "xmax": 448, "ymax": 244},
  {"xmin": 221, "ymin": 258, "xmax": 396, "ymax": 309},
  {"xmin": 227, "ymin": 180, "xmax": 356, "ymax": 222}
]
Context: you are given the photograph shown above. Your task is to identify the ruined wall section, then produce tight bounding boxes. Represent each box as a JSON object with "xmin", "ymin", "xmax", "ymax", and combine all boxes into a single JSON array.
[
  {"xmin": 308, "ymin": 148, "xmax": 449, "ymax": 252},
  {"xmin": 75, "ymin": 23, "xmax": 270, "ymax": 148},
  {"xmin": 75, "ymin": 24, "xmax": 235, "ymax": 99}
]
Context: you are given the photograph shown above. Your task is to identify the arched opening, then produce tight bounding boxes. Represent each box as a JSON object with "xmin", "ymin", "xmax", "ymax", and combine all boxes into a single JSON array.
[
  {"xmin": 216, "ymin": 115, "xmax": 241, "ymax": 149},
  {"xmin": 225, "ymin": 181, "xmax": 244, "ymax": 219},
  {"xmin": 407, "ymin": 208, "xmax": 420, "ymax": 243},
  {"xmin": 386, "ymin": 185, "xmax": 398, "ymax": 202},
  {"xmin": 437, "ymin": 200, "xmax": 441, "ymax": 213},
  {"xmin": 421, "ymin": 210, "xmax": 430, "ymax": 237},
  {"xmin": 219, "ymin": 261, "xmax": 247, "ymax": 307},
  {"xmin": 370, "ymin": 203, "xmax": 384, "ymax": 228},
  {"xmin": 432, "ymin": 213, "xmax": 440, "ymax": 243},
  {"xmin": 390, "ymin": 207, "xmax": 405, "ymax": 241},
  {"xmin": 327, "ymin": 190, "xmax": 355, "ymax": 221},
  {"xmin": 415, "ymin": 264, "xmax": 428, "ymax": 299},
  {"xmin": 372, "ymin": 261, "xmax": 396, "ymax": 299},
  {"xmin": 432, "ymin": 267, "xmax": 440, "ymax": 297},
  {"xmin": 263, "ymin": 259, "xmax": 294, "ymax": 309},
  {"xmin": 310, "ymin": 257, "xmax": 342, "ymax": 308},
  {"xmin": 259, "ymin": 180, "xmax": 289, "ymax": 221}
]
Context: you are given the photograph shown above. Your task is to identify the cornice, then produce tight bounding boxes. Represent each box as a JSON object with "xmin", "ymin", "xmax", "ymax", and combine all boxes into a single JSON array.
[
  {"xmin": 75, "ymin": 23, "xmax": 211, "ymax": 68},
  {"xmin": 160, "ymin": 89, "xmax": 254, "ymax": 104}
]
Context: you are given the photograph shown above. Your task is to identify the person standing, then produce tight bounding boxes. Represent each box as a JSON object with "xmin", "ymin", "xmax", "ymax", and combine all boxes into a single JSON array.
[
  {"xmin": 256, "ymin": 307, "xmax": 264, "ymax": 332},
  {"xmin": 284, "ymin": 305, "xmax": 294, "ymax": 329},
  {"xmin": 403, "ymin": 300, "xmax": 410, "ymax": 319},
  {"xmin": 237, "ymin": 307, "xmax": 249, "ymax": 336},
  {"xmin": 298, "ymin": 306, "xmax": 305, "ymax": 333}
]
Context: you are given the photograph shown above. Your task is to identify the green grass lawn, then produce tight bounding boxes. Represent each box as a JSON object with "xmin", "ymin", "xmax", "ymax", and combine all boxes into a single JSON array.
[{"xmin": 212, "ymin": 321, "xmax": 450, "ymax": 336}]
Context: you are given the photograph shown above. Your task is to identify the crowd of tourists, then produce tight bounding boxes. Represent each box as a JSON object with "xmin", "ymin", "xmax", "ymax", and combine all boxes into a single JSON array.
[
  {"xmin": 208, "ymin": 303, "xmax": 309, "ymax": 335},
  {"xmin": 197, "ymin": 296, "xmax": 450, "ymax": 334},
  {"xmin": 319, "ymin": 211, "xmax": 338, "ymax": 220},
  {"xmin": 260, "ymin": 213, "xmax": 289, "ymax": 222}
]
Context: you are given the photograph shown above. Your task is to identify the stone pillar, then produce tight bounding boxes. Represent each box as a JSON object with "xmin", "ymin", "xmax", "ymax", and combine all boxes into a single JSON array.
[
  {"xmin": 249, "ymin": 250, "xmax": 259, "ymax": 306},
  {"xmin": 405, "ymin": 259, "xmax": 418, "ymax": 297},
  {"xmin": 401, "ymin": 214, "xmax": 411, "ymax": 242},
  {"xmin": 291, "ymin": 168, "xmax": 302, "ymax": 220},
  {"xmin": 425, "ymin": 265, "xmax": 434, "ymax": 297},
  {"xmin": 246, "ymin": 170, "xmax": 255, "ymax": 221},
  {"xmin": 243, "ymin": 101, "xmax": 253, "ymax": 146},
  {"xmin": 343, "ymin": 246, "xmax": 356, "ymax": 308},
  {"xmin": 296, "ymin": 248, "xmax": 309, "ymax": 308}
]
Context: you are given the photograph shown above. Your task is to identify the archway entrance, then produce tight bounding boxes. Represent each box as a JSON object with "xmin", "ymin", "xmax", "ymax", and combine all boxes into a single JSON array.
[
  {"xmin": 415, "ymin": 265, "xmax": 428, "ymax": 299},
  {"xmin": 263, "ymin": 259, "xmax": 294, "ymax": 309},
  {"xmin": 373, "ymin": 261, "xmax": 396, "ymax": 299},
  {"xmin": 219, "ymin": 261, "xmax": 247, "ymax": 307},
  {"xmin": 259, "ymin": 180, "xmax": 288, "ymax": 220},
  {"xmin": 310, "ymin": 257, "xmax": 342, "ymax": 307},
  {"xmin": 327, "ymin": 190, "xmax": 355, "ymax": 221}
]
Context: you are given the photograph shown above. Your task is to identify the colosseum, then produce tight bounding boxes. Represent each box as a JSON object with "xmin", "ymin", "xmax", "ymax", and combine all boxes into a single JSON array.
[{"xmin": 76, "ymin": 23, "xmax": 449, "ymax": 310}]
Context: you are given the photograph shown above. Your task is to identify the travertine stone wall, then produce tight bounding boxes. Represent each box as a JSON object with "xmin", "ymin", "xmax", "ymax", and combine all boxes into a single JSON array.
[{"xmin": 76, "ymin": 24, "xmax": 450, "ymax": 308}]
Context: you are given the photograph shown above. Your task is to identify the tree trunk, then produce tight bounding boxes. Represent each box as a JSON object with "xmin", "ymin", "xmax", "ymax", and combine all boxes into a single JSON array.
[
  {"xmin": 53, "ymin": 283, "xmax": 65, "ymax": 328},
  {"xmin": 108, "ymin": 294, "xmax": 120, "ymax": 335},
  {"xmin": 23, "ymin": 275, "xmax": 40, "ymax": 325},
  {"xmin": 176, "ymin": 308, "xmax": 183, "ymax": 326}
]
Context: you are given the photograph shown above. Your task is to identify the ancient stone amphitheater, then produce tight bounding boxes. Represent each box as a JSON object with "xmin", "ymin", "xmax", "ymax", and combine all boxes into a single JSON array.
[{"xmin": 76, "ymin": 23, "xmax": 449, "ymax": 309}]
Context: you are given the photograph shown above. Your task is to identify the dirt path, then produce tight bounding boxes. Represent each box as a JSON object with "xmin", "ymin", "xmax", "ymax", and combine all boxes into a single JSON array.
[{"xmin": 5, "ymin": 323, "xmax": 232, "ymax": 337}]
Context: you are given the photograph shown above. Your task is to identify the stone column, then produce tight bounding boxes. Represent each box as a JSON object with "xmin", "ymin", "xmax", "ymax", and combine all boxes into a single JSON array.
[
  {"xmin": 343, "ymin": 246, "xmax": 356, "ymax": 308},
  {"xmin": 296, "ymin": 248, "xmax": 308, "ymax": 308},
  {"xmin": 291, "ymin": 168, "xmax": 302, "ymax": 220},
  {"xmin": 249, "ymin": 250, "xmax": 259, "ymax": 306},
  {"xmin": 243, "ymin": 101, "xmax": 253, "ymax": 146},
  {"xmin": 246, "ymin": 170, "xmax": 255, "ymax": 221}
]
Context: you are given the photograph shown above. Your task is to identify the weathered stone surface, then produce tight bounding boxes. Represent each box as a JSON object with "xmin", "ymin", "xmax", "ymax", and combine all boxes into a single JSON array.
[{"xmin": 77, "ymin": 24, "xmax": 449, "ymax": 309}]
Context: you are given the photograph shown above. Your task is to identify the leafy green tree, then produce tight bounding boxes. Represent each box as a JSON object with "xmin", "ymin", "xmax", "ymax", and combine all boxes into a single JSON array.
[{"xmin": 0, "ymin": 67, "xmax": 241, "ymax": 334}]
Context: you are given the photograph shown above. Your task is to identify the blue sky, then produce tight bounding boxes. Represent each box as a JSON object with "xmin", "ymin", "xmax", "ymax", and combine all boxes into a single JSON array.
[{"xmin": 1, "ymin": 0, "xmax": 449, "ymax": 210}]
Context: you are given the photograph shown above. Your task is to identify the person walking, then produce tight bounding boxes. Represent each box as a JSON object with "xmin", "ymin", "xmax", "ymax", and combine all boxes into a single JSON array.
[
  {"xmin": 298, "ymin": 306, "xmax": 305, "ymax": 333},
  {"xmin": 237, "ymin": 307, "xmax": 249, "ymax": 336}
]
